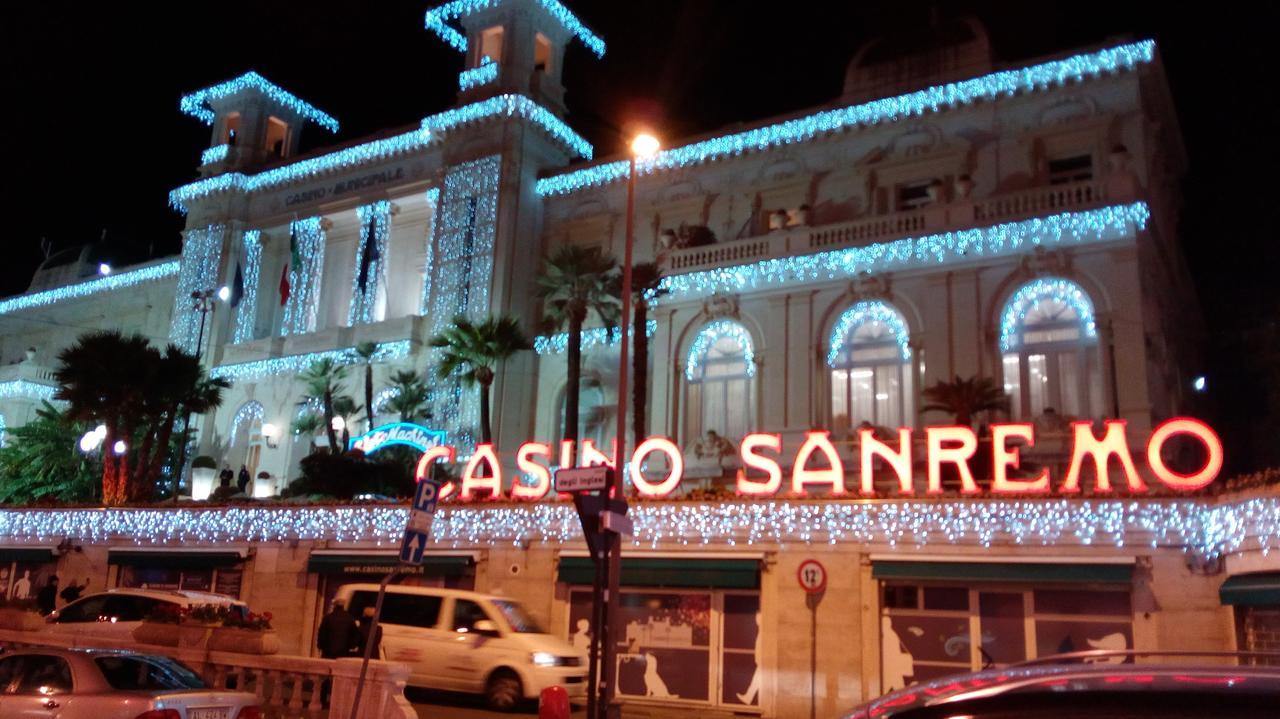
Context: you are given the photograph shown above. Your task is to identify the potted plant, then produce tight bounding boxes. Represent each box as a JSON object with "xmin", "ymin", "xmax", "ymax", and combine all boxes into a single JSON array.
[
  {"xmin": 191, "ymin": 455, "xmax": 218, "ymax": 500},
  {"xmin": 0, "ymin": 596, "xmax": 45, "ymax": 632},
  {"xmin": 210, "ymin": 610, "xmax": 279, "ymax": 655},
  {"xmin": 132, "ymin": 602, "xmax": 183, "ymax": 646},
  {"xmin": 254, "ymin": 471, "xmax": 273, "ymax": 498},
  {"xmin": 178, "ymin": 603, "xmax": 221, "ymax": 648}
]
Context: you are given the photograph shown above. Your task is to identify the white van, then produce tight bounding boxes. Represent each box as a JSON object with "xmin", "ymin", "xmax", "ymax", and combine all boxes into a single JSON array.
[{"xmin": 333, "ymin": 584, "xmax": 587, "ymax": 710}]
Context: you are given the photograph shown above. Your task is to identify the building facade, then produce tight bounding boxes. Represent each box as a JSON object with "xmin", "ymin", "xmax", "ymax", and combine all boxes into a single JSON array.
[{"xmin": 1, "ymin": 4, "xmax": 1278, "ymax": 717}]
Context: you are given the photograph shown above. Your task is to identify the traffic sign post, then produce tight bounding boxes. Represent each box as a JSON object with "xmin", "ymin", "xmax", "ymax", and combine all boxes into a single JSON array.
[{"xmin": 797, "ymin": 559, "xmax": 826, "ymax": 719}]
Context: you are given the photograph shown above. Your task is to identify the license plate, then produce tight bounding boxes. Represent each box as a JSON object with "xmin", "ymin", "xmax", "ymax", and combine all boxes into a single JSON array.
[{"xmin": 190, "ymin": 708, "xmax": 230, "ymax": 719}]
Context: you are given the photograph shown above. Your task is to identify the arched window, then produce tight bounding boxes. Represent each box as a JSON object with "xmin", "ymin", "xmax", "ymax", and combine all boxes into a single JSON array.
[
  {"xmin": 828, "ymin": 301, "xmax": 913, "ymax": 431},
  {"xmin": 685, "ymin": 320, "xmax": 756, "ymax": 442},
  {"xmin": 228, "ymin": 401, "xmax": 265, "ymax": 477},
  {"xmin": 999, "ymin": 278, "xmax": 1102, "ymax": 421}
]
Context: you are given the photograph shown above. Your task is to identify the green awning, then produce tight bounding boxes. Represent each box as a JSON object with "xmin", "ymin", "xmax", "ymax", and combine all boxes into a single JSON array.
[
  {"xmin": 109, "ymin": 550, "xmax": 244, "ymax": 570},
  {"xmin": 1220, "ymin": 572, "xmax": 1280, "ymax": 607},
  {"xmin": 558, "ymin": 557, "xmax": 760, "ymax": 589},
  {"xmin": 872, "ymin": 561, "xmax": 1133, "ymax": 585},
  {"xmin": 0, "ymin": 547, "xmax": 55, "ymax": 564},
  {"xmin": 306, "ymin": 553, "xmax": 473, "ymax": 577}
]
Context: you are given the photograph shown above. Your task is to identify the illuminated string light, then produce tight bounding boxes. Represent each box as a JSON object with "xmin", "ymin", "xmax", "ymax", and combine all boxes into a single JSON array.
[
  {"xmin": 999, "ymin": 277, "xmax": 1097, "ymax": 352},
  {"xmin": 0, "ymin": 261, "xmax": 180, "ymax": 315},
  {"xmin": 0, "ymin": 499, "xmax": 1273, "ymax": 560},
  {"xmin": 0, "ymin": 381, "xmax": 58, "ymax": 403},
  {"xmin": 533, "ymin": 320, "xmax": 658, "ymax": 355},
  {"xmin": 279, "ymin": 217, "xmax": 326, "ymax": 337},
  {"xmin": 536, "ymin": 40, "xmax": 1155, "ymax": 197},
  {"xmin": 349, "ymin": 201, "xmax": 392, "ymax": 326},
  {"xmin": 372, "ymin": 387, "xmax": 400, "ymax": 416},
  {"xmin": 424, "ymin": 0, "xmax": 605, "ymax": 58},
  {"xmin": 211, "ymin": 340, "xmax": 412, "ymax": 383},
  {"xmin": 659, "ymin": 204, "xmax": 1148, "ymax": 302},
  {"xmin": 169, "ymin": 129, "xmax": 431, "ymax": 212},
  {"xmin": 201, "ymin": 144, "xmax": 230, "ymax": 165},
  {"xmin": 686, "ymin": 320, "xmax": 756, "ymax": 381},
  {"xmin": 458, "ymin": 58, "xmax": 498, "ymax": 92},
  {"xmin": 295, "ymin": 396, "xmax": 324, "ymax": 421},
  {"xmin": 227, "ymin": 401, "xmax": 265, "ymax": 447},
  {"xmin": 828, "ymin": 301, "xmax": 912, "ymax": 366},
  {"xmin": 169, "ymin": 225, "xmax": 225, "ymax": 353},
  {"xmin": 232, "ymin": 230, "xmax": 262, "ymax": 344},
  {"xmin": 422, "ymin": 94, "xmax": 592, "ymax": 160},
  {"xmin": 419, "ymin": 188, "xmax": 441, "ymax": 315},
  {"xmin": 180, "ymin": 71, "xmax": 339, "ymax": 132}
]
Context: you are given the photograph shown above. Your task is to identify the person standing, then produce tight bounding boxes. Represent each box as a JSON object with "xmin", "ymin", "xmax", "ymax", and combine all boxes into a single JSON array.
[
  {"xmin": 219, "ymin": 464, "xmax": 234, "ymax": 489},
  {"xmin": 316, "ymin": 599, "xmax": 360, "ymax": 659},
  {"xmin": 35, "ymin": 575, "xmax": 59, "ymax": 615},
  {"xmin": 237, "ymin": 465, "xmax": 251, "ymax": 495},
  {"xmin": 357, "ymin": 606, "xmax": 383, "ymax": 659}
]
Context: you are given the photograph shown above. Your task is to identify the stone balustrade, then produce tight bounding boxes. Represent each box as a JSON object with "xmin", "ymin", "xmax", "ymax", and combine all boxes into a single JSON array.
[{"xmin": 0, "ymin": 628, "xmax": 415, "ymax": 719}]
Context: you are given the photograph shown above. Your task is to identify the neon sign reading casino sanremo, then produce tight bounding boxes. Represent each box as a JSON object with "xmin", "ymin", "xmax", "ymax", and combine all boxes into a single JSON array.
[{"xmin": 414, "ymin": 418, "xmax": 1223, "ymax": 501}]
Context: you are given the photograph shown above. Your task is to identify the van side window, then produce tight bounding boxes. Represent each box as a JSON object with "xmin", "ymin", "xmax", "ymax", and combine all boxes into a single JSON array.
[
  {"xmin": 452, "ymin": 599, "xmax": 491, "ymax": 633},
  {"xmin": 55, "ymin": 595, "xmax": 109, "ymax": 623},
  {"xmin": 381, "ymin": 594, "xmax": 442, "ymax": 629}
]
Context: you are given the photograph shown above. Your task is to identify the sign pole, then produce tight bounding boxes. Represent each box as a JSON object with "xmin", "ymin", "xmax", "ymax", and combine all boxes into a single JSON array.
[
  {"xmin": 348, "ymin": 567, "xmax": 399, "ymax": 719},
  {"xmin": 797, "ymin": 559, "xmax": 827, "ymax": 719}
]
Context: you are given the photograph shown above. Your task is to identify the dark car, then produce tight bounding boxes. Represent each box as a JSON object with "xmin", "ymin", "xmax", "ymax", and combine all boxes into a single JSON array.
[{"xmin": 842, "ymin": 651, "xmax": 1280, "ymax": 719}]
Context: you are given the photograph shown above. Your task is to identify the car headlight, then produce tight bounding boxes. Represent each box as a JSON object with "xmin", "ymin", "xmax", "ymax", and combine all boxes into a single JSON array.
[{"xmin": 531, "ymin": 651, "xmax": 558, "ymax": 667}]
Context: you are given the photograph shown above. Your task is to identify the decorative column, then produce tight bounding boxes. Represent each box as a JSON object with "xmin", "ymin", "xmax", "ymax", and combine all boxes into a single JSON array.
[
  {"xmin": 348, "ymin": 201, "xmax": 394, "ymax": 326},
  {"xmin": 232, "ymin": 230, "xmax": 262, "ymax": 344},
  {"xmin": 418, "ymin": 187, "xmax": 442, "ymax": 316},
  {"xmin": 280, "ymin": 216, "xmax": 328, "ymax": 337},
  {"xmin": 169, "ymin": 224, "xmax": 226, "ymax": 353}
]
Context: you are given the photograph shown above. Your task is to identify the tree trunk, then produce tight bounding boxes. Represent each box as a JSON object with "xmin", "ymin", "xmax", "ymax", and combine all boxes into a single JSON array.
[
  {"xmin": 632, "ymin": 300, "xmax": 649, "ymax": 442},
  {"xmin": 324, "ymin": 390, "xmax": 340, "ymax": 454},
  {"xmin": 146, "ymin": 406, "xmax": 181, "ymax": 490},
  {"xmin": 563, "ymin": 306, "xmax": 586, "ymax": 465},
  {"xmin": 101, "ymin": 420, "xmax": 120, "ymax": 506},
  {"xmin": 479, "ymin": 379, "xmax": 492, "ymax": 445},
  {"xmin": 364, "ymin": 364, "xmax": 375, "ymax": 432},
  {"xmin": 118, "ymin": 421, "xmax": 135, "ymax": 502}
]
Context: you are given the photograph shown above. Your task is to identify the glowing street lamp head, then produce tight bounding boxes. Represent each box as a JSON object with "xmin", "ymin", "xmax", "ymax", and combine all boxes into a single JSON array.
[
  {"xmin": 217, "ymin": 286, "xmax": 231, "ymax": 302},
  {"xmin": 630, "ymin": 133, "xmax": 660, "ymax": 159},
  {"xmin": 331, "ymin": 416, "xmax": 346, "ymax": 432},
  {"xmin": 113, "ymin": 440, "xmax": 127, "ymax": 455},
  {"xmin": 98, "ymin": 263, "xmax": 112, "ymax": 276}
]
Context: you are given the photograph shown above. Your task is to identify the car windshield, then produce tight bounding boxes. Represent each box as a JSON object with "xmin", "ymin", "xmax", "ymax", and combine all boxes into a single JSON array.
[
  {"xmin": 95, "ymin": 655, "xmax": 206, "ymax": 691},
  {"xmin": 491, "ymin": 599, "xmax": 543, "ymax": 634}
]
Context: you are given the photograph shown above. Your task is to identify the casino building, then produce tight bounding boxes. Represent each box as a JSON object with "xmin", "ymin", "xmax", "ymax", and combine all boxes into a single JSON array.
[{"xmin": 1, "ymin": 3, "xmax": 1279, "ymax": 717}]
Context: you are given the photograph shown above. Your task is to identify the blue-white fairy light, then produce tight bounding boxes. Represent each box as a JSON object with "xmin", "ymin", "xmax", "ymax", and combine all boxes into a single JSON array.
[
  {"xmin": 533, "ymin": 320, "xmax": 658, "ymax": 355},
  {"xmin": 827, "ymin": 301, "xmax": 912, "ymax": 366},
  {"xmin": 0, "ymin": 260, "xmax": 180, "ymax": 315},
  {"xmin": 422, "ymin": 94, "xmax": 592, "ymax": 160},
  {"xmin": 686, "ymin": 320, "xmax": 756, "ymax": 381},
  {"xmin": 227, "ymin": 401, "xmax": 265, "ymax": 447},
  {"xmin": 419, "ymin": 188, "xmax": 442, "ymax": 316},
  {"xmin": 201, "ymin": 144, "xmax": 230, "ymax": 166},
  {"xmin": 536, "ymin": 40, "xmax": 1155, "ymax": 197},
  {"xmin": 180, "ymin": 71, "xmax": 339, "ymax": 132},
  {"xmin": 458, "ymin": 58, "xmax": 498, "ymax": 92},
  {"xmin": 425, "ymin": 0, "xmax": 605, "ymax": 58},
  {"xmin": 279, "ymin": 217, "xmax": 326, "ymax": 337},
  {"xmin": 232, "ymin": 231, "xmax": 262, "ymax": 345},
  {"xmin": 999, "ymin": 277, "xmax": 1098, "ymax": 352},
  {"xmin": 349, "ymin": 201, "xmax": 392, "ymax": 326},
  {"xmin": 168, "ymin": 225, "xmax": 225, "ymax": 353},
  {"xmin": 0, "ymin": 381, "xmax": 58, "ymax": 403},
  {"xmin": 211, "ymin": 340, "xmax": 412, "ymax": 383}
]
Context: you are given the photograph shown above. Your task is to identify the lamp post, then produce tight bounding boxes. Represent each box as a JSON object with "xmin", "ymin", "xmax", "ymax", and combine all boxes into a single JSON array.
[
  {"xmin": 172, "ymin": 287, "xmax": 226, "ymax": 503},
  {"xmin": 601, "ymin": 132, "xmax": 659, "ymax": 718}
]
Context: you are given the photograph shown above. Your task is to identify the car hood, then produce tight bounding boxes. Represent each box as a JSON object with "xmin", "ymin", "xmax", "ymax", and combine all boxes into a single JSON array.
[{"xmin": 509, "ymin": 632, "xmax": 586, "ymax": 657}]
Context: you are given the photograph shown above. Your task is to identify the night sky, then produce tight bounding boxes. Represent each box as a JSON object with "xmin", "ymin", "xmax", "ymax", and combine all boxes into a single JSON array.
[{"xmin": 3, "ymin": 1, "xmax": 1277, "ymax": 469}]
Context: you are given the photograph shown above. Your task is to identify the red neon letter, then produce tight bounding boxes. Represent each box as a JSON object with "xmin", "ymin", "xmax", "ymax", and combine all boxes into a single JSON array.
[
  {"xmin": 736, "ymin": 433, "xmax": 783, "ymax": 496},
  {"xmin": 1146, "ymin": 417, "xmax": 1222, "ymax": 491},
  {"xmin": 1062, "ymin": 420, "xmax": 1145, "ymax": 494},
  {"xmin": 461, "ymin": 443, "xmax": 503, "ymax": 499},
  {"xmin": 791, "ymin": 431, "xmax": 846, "ymax": 496},
  {"xmin": 415, "ymin": 445, "xmax": 457, "ymax": 500},
  {"xmin": 926, "ymin": 426, "xmax": 979, "ymax": 495},
  {"xmin": 511, "ymin": 442, "xmax": 552, "ymax": 500},
  {"xmin": 558, "ymin": 440, "xmax": 575, "ymax": 469},
  {"xmin": 859, "ymin": 428, "xmax": 913, "ymax": 496},
  {"xmin": 629, "ymin": 436, "xmax": 683, "ymax": 498},
  {"xmin": 990, "ymin": 423, "xmax": 1050, "ymax": 494},
  {"xmin": 581, "ymin": 439, "xmax": 616, "ymax": 468}
]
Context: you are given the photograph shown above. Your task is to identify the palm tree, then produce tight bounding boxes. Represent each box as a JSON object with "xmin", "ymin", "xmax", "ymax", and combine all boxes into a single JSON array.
[
  {"xmin": 290, "ymin": 412, "xmax": 325, "ymax": 454},
  {"xmin": 384, "ymin": 370, "xmax": 431, "ymax": 423},
  {"xmin": 429, "ymin": 314, "xmax": 532, "ymax": 444},
  {"xmin": 136, "ymin": 347, "xmax": 230, "ymax": 498},
  {"xmin": 353, "ymin": 341, "xmax": 379, "ymax": 432},
  {"xmin": 331, "ymin": 395, "xmax": 363, "ymax": 451},
  {"xmin": 628, "ymin": 262, "xmax": 667, "ymax": 442},
  {"xmin": 537, "ymin": 245, "xmax": 619, "ymax": 453},
  {"xmin": 921, "ymin": 375, "xmax": 1011, "ymax": 427},
  {"xmin": 297, "ymin": 358, "xmax": 349, "ymax": 454},
  {"xmin": 0, "ymin": 402, "xmax": 99, "ymax": 503}
]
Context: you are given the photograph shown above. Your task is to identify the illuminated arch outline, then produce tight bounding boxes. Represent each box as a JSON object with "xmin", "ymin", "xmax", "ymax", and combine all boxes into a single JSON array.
[
  {"xmin": 999, "ymin": 277, "xmax": 1097, "ymax": 353},
  {"xmin": 685, "ymin": 320, "xmax": 756, "ymax": 382},
  {"xmin": 228, "ymin": 401, "xmax": 265, "ymax": 448},
  {"xmin": 826, "ymin": 300, "xmax": 912, "ymax": 367}
]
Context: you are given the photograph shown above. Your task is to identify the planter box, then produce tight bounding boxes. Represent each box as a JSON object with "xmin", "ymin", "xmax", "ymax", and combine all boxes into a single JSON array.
[
  {"xmin": 209, "ymin": 627, "xmax": 281, "ymax": 655},
  {"xmin": 0, "ymin": 608, "xmax": 44, "ymax": 632},
  {"xmin": 132, "ymin": 621, "xmax": 180, "ymax": 646},
  {"xmin": 178, "ymin": 622, "xmax": 217, "ymax": 649}
]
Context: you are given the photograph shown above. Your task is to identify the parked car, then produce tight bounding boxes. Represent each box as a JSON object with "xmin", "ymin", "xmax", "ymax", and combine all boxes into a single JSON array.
[
  {"xmin": 0, "ymin": 646, "xmax": 260, "ymax": 718},
  {"xmin": 334, "ymin": 584, "xmax": 587, "ymax": 710},
  {"xmin": 45, "ymin": 589, "xmax": 248, "ymax": 644},
  {"xmin": 841, "ymin": 650, "xmax": 1280, "ymax": 719}
]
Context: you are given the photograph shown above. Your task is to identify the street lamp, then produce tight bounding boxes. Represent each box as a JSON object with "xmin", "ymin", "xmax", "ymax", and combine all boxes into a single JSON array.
[{"xmin": 173, "ymin": 287, "xmax": 224, "ymax": 503}]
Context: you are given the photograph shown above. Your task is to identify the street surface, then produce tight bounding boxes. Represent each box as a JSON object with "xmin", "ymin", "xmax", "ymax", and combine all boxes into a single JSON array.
[{"xmin": 409, "ymin": 688, "xmax": 587, "ymax": 718}]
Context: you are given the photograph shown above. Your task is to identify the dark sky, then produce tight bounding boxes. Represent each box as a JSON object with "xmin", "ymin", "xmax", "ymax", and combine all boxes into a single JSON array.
[{"xmin": 3, "ymin": 1, "xmax": 1277, "ymax": 466}]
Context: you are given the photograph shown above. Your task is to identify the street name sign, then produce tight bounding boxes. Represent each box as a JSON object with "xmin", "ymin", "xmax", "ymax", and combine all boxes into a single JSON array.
[{"xmin": 555, "ymin": 466, "xmax": 611, "ymax": 493}]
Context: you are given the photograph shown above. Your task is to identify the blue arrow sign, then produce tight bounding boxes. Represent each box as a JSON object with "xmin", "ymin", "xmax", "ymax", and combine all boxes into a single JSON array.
[{"xmin": 400, "ymin": 479, "xmax": 442, "ymax": 565}]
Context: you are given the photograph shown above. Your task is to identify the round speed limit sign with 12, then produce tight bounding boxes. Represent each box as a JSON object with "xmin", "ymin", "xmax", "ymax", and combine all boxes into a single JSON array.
[{"xmin": 797, "ymin": 559, "xmax": 827, "ymax": 594}]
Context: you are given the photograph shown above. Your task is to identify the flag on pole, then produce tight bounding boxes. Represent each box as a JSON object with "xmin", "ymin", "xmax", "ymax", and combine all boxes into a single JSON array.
[
  {"xmin": 281, "ymin": 223, "xmax": 297, "ymax": 307},
  {"xmin": 279, "ymin": 264, "xmax": 291, "ymax": 307},
  {"xmin": 230, "ymin": 262, "xmax": 245, "ymax": 308},
  {"xmin": 356, "ymin": 213, "xmax": 380, "ymax": 294}
]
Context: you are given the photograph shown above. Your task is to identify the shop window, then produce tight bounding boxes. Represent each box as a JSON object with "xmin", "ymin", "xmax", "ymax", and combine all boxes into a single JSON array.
[
  {"xmin": 479, "ymin": 26, "xmax": 504, "ymax": 65},
  {"xmin": 828, "ymin": 301, "xmax": 913, "ymax": 433},
  {"xmin": 685, "ymin": 321, "xmax": 756, "ymax": 444},
  {"xmin": 880, "ymin": 583, "xmax": 1133, "ymax": 690},
  {"xmin": 265, "ymin": 116, "xmax": 289, "ymax": 158},
  {"xmin": 896, "ymin": 180, "xmax": 933, "ymax": 211},
  {"xmin": 1236, "ymin": 607, "xmax": 1280, "ymax": 666},
  {"xmin": 535, "ymin": 33, "xmax": 553, "ymax": 73},
  {"xmin": 118, "ymin": 565, "xmax": 243, "ymax": 599},
  {"xmin": 999, "ymin": 278, "xmax": 1102, "ymax": 423},
  {"xmin": 1, "ymin": 559, "xmax": 57, "ymax": 603},
  {"xmin": 222, "ymin": 112, "xmax": 240, "ymax": 146},
  {"xmin": 1048, "ymin": 153, "xmax": 1093, "ymax": 185}
]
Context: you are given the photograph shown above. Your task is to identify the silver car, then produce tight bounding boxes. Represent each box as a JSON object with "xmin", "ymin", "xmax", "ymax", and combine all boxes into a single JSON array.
[{"xmin": 0, "ymin": 647, "xmax": 260, "ymax": 719}]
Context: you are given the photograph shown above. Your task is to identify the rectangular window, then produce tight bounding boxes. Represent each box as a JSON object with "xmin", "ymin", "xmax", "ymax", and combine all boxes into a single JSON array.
[
  {"xmin": 1048, "ymin": 154, "xmax": 1093, "ymax": 185},
  {"xmin": 1027, "ymin": 354, "xmax": 1049, "ymax": 416},
  {"xmin": 479, "ymin": 26, "xmax": 504, "ymax": 64},
  {"xmin": 222, "ymin": 112, "xmax": 241, "ymax": 146},
  {"xmin": 535, "ymin": 32, "xmax": 553, "ymax": 73},
  {"xmin": 896, "ymin": 181, "xmax": 933, "ymax": 211},
  {"xmin": 265, "ymin": 117, "xmax": 289, "ymax": 158}
]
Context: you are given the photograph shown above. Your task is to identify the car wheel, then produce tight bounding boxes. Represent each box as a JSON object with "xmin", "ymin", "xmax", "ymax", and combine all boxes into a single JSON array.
[{"xmin": 484, "ymin": 669, "xmax": 523, "ymax": 712}]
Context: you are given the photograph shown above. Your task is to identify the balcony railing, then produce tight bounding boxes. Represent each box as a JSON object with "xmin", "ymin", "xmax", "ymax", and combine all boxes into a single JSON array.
[{"xmin": 666, "ymin": 179, "xmax": 1115, "ymax": 275}]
